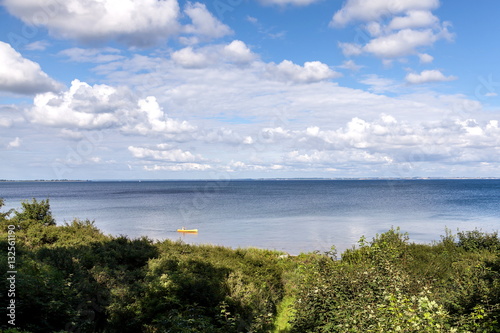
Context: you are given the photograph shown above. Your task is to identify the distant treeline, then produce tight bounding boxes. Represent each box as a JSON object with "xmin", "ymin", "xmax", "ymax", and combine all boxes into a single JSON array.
[{"xmin": 1, "ymin": 198, "xmax": 499, "ymax": 332}]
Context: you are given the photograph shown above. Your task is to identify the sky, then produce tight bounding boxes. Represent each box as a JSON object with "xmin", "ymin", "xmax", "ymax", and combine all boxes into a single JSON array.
[{"xmin": 0, "ymin": 0, "xmax": 499, "ymax": 180}]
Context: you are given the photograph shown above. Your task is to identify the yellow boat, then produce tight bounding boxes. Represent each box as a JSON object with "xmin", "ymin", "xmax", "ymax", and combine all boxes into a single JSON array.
[{"xmin": 177, "ymin": 228, "xmax": 198, "ymax": 233}]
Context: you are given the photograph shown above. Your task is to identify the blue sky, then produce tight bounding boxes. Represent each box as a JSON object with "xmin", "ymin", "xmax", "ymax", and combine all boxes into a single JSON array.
[{"xmin": 0, "ymin": 0, "xmax": 499, "ymax": 180}]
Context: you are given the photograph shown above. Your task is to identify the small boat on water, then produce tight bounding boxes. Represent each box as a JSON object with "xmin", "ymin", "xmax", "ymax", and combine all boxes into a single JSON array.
[{"xmin": 177, "ymin": 228, "xmax": 198, "ymax": 233}]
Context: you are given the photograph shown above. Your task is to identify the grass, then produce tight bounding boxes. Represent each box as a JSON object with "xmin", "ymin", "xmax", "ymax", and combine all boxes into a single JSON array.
[{"xmin": 273, "ymin": 295, "xmax": 296, "ymax": 332}]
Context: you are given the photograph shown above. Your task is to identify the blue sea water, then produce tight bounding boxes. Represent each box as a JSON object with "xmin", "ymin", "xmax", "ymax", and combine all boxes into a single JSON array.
[{"xmin": 1, "ymin": 179, "xmax": 499, "ymax": 254}]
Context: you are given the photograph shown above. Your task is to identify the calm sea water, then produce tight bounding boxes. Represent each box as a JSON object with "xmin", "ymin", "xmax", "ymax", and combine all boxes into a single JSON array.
[{"xmin": 1, "ymin": 180, "xmax": 499, "ymax": 254}]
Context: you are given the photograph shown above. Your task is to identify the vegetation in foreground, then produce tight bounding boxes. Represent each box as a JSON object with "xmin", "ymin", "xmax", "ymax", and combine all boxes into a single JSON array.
[{"xmin": 0, "ymin": 198, "xmax": 499, "ymax": 332}]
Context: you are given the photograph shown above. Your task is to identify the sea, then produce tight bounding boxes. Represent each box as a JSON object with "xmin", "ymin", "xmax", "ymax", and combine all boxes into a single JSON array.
[{"xmin": 1, "ymin": 179, "xmax": 499, "ymax": 255}]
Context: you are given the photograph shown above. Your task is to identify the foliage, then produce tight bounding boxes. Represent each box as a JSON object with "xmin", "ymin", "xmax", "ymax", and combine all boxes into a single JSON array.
[
  {"xmin": 291, "ymin": 227, "xmax": 500, "ymax": 332},
  {"xmin": 1, "ymin": 199, "xmax": 499, "ymax": 332},
  {"xmin": 0, "ymin": 198, "xmax": 13, "ymax": 221},
  {"xmin": 9, "ymin": 198, "xmax": 56, "ymax": 229},
  {"xmin": 457, "ymin": 229, "xmax": 500, "ymax": 252}
]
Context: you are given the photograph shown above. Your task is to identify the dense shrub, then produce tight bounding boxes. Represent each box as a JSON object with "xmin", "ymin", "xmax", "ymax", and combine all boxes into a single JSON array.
[
  {"xmin": 12, "ymin": 198, "xmax": 55, "ymax": 228},
  {"xmin": 457, "ymin": 229, "xmax": 500, "ymax": 252},
  {"xmin": 292, "ymin": 228, "xmax": 500, "ymax": 332},
  {"xmin": 1, "ymin": 199, "xmax": 499, "ymax": 332}
]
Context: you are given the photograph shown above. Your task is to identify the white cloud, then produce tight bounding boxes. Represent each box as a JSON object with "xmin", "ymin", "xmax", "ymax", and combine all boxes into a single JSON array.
[
  {"xmin": 0, "ymin": 41, "xmax": 62, "ymax": 95},
  {"xmin": 359, "ymin": 74, "xmax": 399, "ymax": 93},
  {"xmin": 129, "ymin": 96, "xmax": 197, "ymax": 135},
  {"xmin": 171, "ymin": 40, "xmax": 256, "ymax": 68},
  {"xmin": 340, "ymin": 26, "xmax": 453, "ymax": 59},
  {"xmin": 53, "ymin": 49, "xmax": 499, "ymax": 177},
  {"xmin": 3, "ymin": 0, "xmax": 181, "ymax": 47},
  {"xmin": 25, "ymin": 40, "xmax": 51, "ymax": 51},
  {"xmin": 128, "ymin": 144, "xmax": 212, "ymax": 172},
  {"xmin": 363, "ymin": 28, "xmax": 441, "ymax": 58},
  {"xmin": 267, "ymin": 60, "xmax": 341, "ymax": 83},
  {"xmin": 276, "ymin": 115, "xmax": 500, "ymax": 167},
  {"xmin": 365, "ymin": 22, "xmax": 383, "ymax": 37},
  {"xmin": 128, "ymin": 145, "xmax": 202, "ymax": 162},
  {"xmin": 29, "ymin": 80, "xmax": 196, "ymax": 135},
  {"xmin": 247, "ymin": 16, "xmax": 258, "ymax": 24},
  {"xmin": 59, "ymin": 129, "xmax": 85, "ymax": 140},
  {"xmin": 171, "ymin": 47, "xmax": 211, "ymax": 68},
  {"xmin": 405, "ymin": 70, "xmax": 457, "ymax": 84},
  {"xmin": 284, "ymin": 150, "xmax": 392, "ymax": 166},
  {"xmin": 338, "ymin": 60, "xmax": 364, "ymax": 71},
  {"xmin": 0, "ymin": 117, "xmax": 12, "ymax": 128},
  {"xmin": 59, "ymin": 48, "xmax": 125, "ymax": 63},
  {"xmin": 338, "ymin": 42, "xmax": 363, "ymax": 57},
  {"xmin": 418, "ymin": 53, "xmax": 434, "ymax": 63},
  {"xmin": 286, "ymin": 150, "xmax": 329, "ymax": 163},
  {"xmin": 331, "ymin": 0, "xmax": 454, "ymax": 61},
  {"xmin": 144, "ymin": 163, "xmax": 212, "ymax": 171},
  {"xmin": 227, "ymin": 160, "xmax": 285, "ymax": 172},
  {"xmin": 182, "ymin": 2, "xmax": 233, "ymax": 44},
  {"xmin": 331, "ymin": 0, "xmax": 440, "ymax": 27},
  {"xmin": 388, "ymin": 10, "xmax": 439, "ymax": 30},
  {"xmin": 30, "ymin": 80, "xmax": 122, "ymax": 129},
  {"xmin": 0, "ymin": 105, "xmax": 24, "ymax": 129},
  {"xmin": 223, "ymin": 40, "xmax": 257, "ymax": 64},
  {"xmin": 7, "ymin": 137, "xmax": 21, "ymax": 149}
]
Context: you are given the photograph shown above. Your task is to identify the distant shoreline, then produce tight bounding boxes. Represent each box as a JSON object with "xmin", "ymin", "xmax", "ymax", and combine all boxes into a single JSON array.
[{"xmin": 1, "ymin": 177, "xmax": 500, "ymax": 182}]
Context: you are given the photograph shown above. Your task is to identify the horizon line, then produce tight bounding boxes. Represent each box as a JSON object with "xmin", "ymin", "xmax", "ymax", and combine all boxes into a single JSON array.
[{"xmin": 2, "ymin": 177, "xmax": 500, "ymax": 182}]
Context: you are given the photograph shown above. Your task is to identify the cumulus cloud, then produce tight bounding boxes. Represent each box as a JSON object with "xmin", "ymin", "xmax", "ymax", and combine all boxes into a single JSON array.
[
  {"xmin": 3, "ymin": 0, "xmax": 181, "ymax": 47},
  {"xmin": 240, "ymin": 114, "xmax": 499, "ymax": 173},
  {"xmin": 340, "ymin": 25, "xmax": 453, "ymax": 59},
  {"xmin": 171, "ymin": 40, "xmax": 256, "ymax": 68},
  {"xmin": 267, "ymin": 60, "xmax": 341, "ymax": 83},
  {"xmin": 364, "ymin": 28, "xmax": 441, "ymax": 58},
  {"xmin": 128, "ymin": 96, "xmax": 197, "ymax": 135},
  {"xmin": 405, "ymin": 70, "xmax": 457, "ymax": 84},
  {"xmin": 223, "ymin": 40, "xmax": 257, "ymax": 63},
  {"xmin": 182, "ymin": 2, "xmax": 233, "ymax": 44},
  {"xmin": 387, "ymin": 10, "xmax": 439, "ymax": 30},
  {"xmin": 128, "ymin": 145, "xmax": 203, "ymax": 162},
  {"xmin": 331, "ymin": 0, "xmax": 440, "ymax": 27},
  {"xmin": 0, "ymin": 41, "xmax": 62, "ymax": 95},
  {"xmin": 43, "ymin": 49, "xmax": 497, "ymax": 176},
  {"xmin": 171, "ymin": 47, "xmax": 211, "ymax": 68},
  {"xmin": 284, "ymin": 150, "xmax": 392, "ymax": 166},
  {"xmin": 331, "ymin": 0, "xmax": 453, "ymax": 60},
  {"xmin": 30, "ymin": 79, "xmax": 122, "ymax": 129},
  {"xmin": 231, "ymin": 113, "xmax": 500, "ymax": 173},
  {"xmin": 128, "ymin": 143, "xmax": 211, "ymax": 172},
  {"xmin": 29, "ymin": 80, "xmax": 196, "ymax": 135}
]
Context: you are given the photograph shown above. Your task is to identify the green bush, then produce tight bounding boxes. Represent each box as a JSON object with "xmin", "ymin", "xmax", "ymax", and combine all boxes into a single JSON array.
[
  {"xmin": 291, "ymin": 228, "xmax": 500, "ymax": 332},
  {"xmin": 457, "ymin": 229, "xmax": 500, "ymax": 252},
  {"xmin": 2, "ymin": 199, "xmax": 500, "ymax": 332},
  {"xmin": 12, "ymin": 198, "xmax": 55, "ymax": 228}
]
